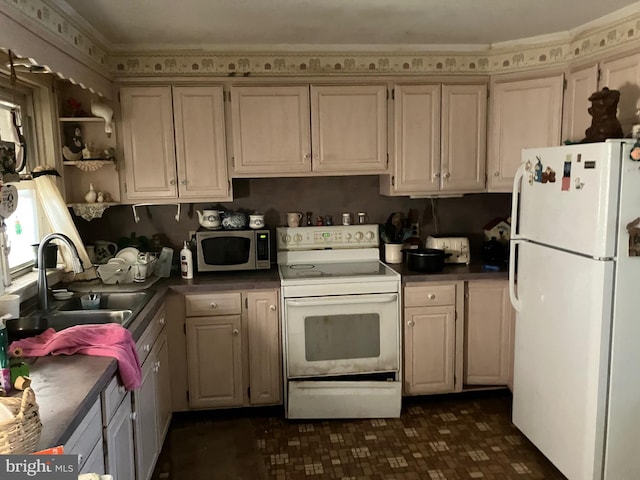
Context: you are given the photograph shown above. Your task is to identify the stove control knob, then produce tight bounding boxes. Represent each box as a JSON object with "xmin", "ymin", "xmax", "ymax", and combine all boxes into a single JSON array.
[
  {"xmin": 293, "ymin": 233, "xmax": 303, "ymax": 243},
  {"xmin": 281, "ymin": 234, "xmax": 291, "ymax": 244},
  {"xmin": 346, "ymin": 233, "xmax": 352, "ymax": 240},
  {"xmin": 365, "ymin": 231, "xmax": 375, "ymax": 241},
  {"xmin": 355, "ymin": 231, "xmax": 364, "ymax": 241}
]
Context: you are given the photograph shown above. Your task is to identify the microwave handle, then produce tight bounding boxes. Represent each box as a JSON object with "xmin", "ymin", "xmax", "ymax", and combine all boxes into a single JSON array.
[{"xmin": 286, "ymin": 294, "xmax": 397, "ymax": 307}]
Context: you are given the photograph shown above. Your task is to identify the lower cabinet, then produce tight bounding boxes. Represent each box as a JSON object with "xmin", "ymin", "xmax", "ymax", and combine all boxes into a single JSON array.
[
  {"xmin": 184, "ymin": 289, "xmax": 281, "ymax": 409},
  {"xmin": 403, "ymin": 282, "xmax": 464, "ymax": 395},
  {"xmin": 104, "ymin": 390, "xmax": 135, "ymax": 480},
  {"xmin": 133, "ymin": 306, "xmax": 171, "ymax": 480},
  {"xmin": 65, "ymin": 397, "xmax": 104, "ymax": 473},
  {"xmin": 464, "ymin": 279, "xmax": 515, "ymax": 387}
]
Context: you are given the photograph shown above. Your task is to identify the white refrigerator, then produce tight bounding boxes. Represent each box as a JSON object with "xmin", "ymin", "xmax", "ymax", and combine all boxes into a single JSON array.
[{"xmin": 509, "ymin": 139, "xmax": 640, "ymax": 480}]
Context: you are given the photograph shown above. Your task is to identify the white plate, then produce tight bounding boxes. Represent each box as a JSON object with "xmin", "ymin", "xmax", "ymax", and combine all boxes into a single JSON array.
[
  {"xmin": 114, "ymin": 247, "xmax": 140, "ymax": 264},
  {"xmin": 53, "ymin": 291, "xmax": 73, "ymax": 300}
]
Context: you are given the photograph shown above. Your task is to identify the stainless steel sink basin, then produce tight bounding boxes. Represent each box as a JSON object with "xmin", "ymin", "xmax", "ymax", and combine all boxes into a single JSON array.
[
  {"xmin": 24, "ymin": 291, "xmax": 153, "ymax": 332},
  {"xmin": 41, "ymin": 309, "xmax": 134, "ymax": 330},
  {"xmin": 56, "ymin": 292, "xmax": 150, "ymax": 312}
]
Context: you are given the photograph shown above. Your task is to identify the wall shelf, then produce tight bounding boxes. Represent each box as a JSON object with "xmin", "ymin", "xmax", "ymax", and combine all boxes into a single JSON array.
[
  {"xmin": 63, "ymin": 160, "xmax": 115, "ymax": 171},
  {"xmin": 68, "ymin": 202, "xmax": 119, "ymax": 221}
]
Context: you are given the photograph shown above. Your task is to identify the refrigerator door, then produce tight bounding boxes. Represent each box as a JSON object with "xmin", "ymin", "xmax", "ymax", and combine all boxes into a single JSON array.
[
  {"xmin": 512, "ymin": 241, "xmax": 613, "ymax": 480},
  {"xmin": 516, "ymin": 140, "xmax": 627, "ymax": 258}
]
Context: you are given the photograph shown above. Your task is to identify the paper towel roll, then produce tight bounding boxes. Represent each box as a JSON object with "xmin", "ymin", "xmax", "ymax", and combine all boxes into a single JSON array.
[{"xmin": 0, "ymin": 294, "xmax": 20, "ymax": 319}]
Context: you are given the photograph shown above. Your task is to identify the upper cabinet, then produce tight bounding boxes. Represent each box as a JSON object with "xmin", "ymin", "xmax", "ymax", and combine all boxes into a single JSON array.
[
  {"xmin": 562, "ymin": 64, "xmax": 599, "ymax": 143},
  {"xmin": 599, "ymin": 52, "xmax": 640, "ymax": 135},
  {"xmin": 381, "ymin": 82, "xmax": 487, "ymax": 196},
  {"xmin": 486, "ymin": 72, "xmax": 564, "ymax": 192},
  {"xmin": 563, "ymin": 52, "xmax": 640, "ymax": 143},
  {"xmin": 230, "ymin": 84, "xmax": 387, "ymax": 177},
  {"xmin": 119, "ymin": 85, "xmax": 230, "ymax": 202}
]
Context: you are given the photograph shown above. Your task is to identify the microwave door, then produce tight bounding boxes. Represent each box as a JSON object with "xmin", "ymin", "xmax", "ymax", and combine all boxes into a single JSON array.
[{"xmin": 198, "ymin": 235, "xmax": 256, "ymax": 271}]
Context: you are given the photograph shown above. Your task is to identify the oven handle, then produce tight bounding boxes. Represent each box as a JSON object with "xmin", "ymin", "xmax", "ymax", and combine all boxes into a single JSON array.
[{"xmin": 286, "ymin": 294, "xmax": 397, "ymax": 307}]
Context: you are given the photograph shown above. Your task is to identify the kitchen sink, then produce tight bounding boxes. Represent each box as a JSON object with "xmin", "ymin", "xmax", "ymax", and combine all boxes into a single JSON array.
[
  {"xmin": 56, "ymin": 292, "xmax": 150, "ymax": 312},
  {"xmin": 40, "ymin": 309, "xmax": 134, "ymax": 330},
  {"xmin": 24, "ymin": 291, "xmax": 153, "ymax": 332}
]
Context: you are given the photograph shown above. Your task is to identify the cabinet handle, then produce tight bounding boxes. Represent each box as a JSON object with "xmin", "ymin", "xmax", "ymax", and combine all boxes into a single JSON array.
[
  {"xmin": 153, "ymin": 361, "xmax": 160, "ymax": 373},
  {"xmin": 232, "ymin": 329, "xmax": 239, "ymax": 336},
  {"xmin": 169, "ymin": 179, "xmax": 176, "ymax": 185},
  {"xmin": 143, "ymin": 344, "xmax": 151, "ymax": 352},
  {"xmin": 433, "ymin": 172, "xmax": 441, "ymax": 179},
  {"xmin": 180, "ymin": 179, "xmax": 187, "ymax": 185},
  {"xmin": 407, "ymin": 320, "xmax": 415, "ymax": 326},
  {"xmin": 494, "ymin": 171, "xmax": 500, "ymax": 177},
  {"xmin": 443, "ymin": 172, "xmax": 450, "ymax": 180},
  {"xmin": 118, "ymin": 385, "xmax": 126, "ymax": 394},
  {"xmin": 427, "ymin": 293, "xmax": 436, "ymax": 300},
  {"xmin": 269, "ymin": 304, "xmax": 276, "ymax": 311},
  {"xmin": 158, "ymin": 316, "xmax": 166, "ymax": 325},
  {"xmin": 304, "ymin": 153, "xmax": 311, "ymax": 160},
  {"xmin": 210, "ymin": 302, "xmax": 217, "ymax": 309},
  {"xmin": 130, "ymin": 412, "xmax": 137, "ymax": 421}
]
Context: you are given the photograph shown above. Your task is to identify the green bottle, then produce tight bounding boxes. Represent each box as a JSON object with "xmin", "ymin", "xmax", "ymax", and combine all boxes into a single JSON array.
[{"xmin": 0, "ymin": 316, "xmax": 10, "ymax": 393}]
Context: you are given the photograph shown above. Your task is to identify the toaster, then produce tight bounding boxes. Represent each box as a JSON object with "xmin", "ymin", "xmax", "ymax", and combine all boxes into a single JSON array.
[{"xmin": 425, "ymin": 236, "xmax": 471, "ymax": 264}]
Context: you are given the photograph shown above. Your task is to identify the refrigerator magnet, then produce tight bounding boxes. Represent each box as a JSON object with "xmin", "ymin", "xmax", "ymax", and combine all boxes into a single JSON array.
[
  {"xmin": 541, "ymin": 166, "xmax": 556, "ymax": 184},
  {"xmin": 630, "ymin": 140, "xmax": 640, "ymax": 161},
  {"xmin": 626, "ymin": 217, "xmax": 640, "ymax": 256},
  {"xmin": 534, "ymin": 157, "xmax": 543, "ymax": 182},
  {"xmin": 562, "ymin": 161, "xmax": 571, "ymax": 191}
]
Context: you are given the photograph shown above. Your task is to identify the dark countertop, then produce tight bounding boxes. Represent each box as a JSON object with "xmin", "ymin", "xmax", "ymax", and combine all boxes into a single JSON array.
[
  {"xmin": 26, "ymin": 262, "xmax": 506, "ymax": 450},
  {"xmin": 386, "ymin": 262, "xmax": 508, "ymax": 283}
]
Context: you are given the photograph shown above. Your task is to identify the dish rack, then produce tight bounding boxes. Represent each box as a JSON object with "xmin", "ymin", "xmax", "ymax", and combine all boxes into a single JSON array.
[
  {"xmin": 0, "ymin": 387, "xmax": 42, "ymax": 454},
  {"xmin": 96, "ymin": 256, "xmax": 157, "ymax": 284}
]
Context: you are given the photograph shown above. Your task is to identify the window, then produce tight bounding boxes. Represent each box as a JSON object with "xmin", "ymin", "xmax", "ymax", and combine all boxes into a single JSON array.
[{"xmin": 0, "ymin": 79, "xmax": 44, "ymax": 275}]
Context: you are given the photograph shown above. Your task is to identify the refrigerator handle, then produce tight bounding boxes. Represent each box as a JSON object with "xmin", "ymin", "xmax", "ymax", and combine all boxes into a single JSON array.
[
  {"xmin": 509, "ymin": 239, "xmax": 521, "ymax": 312},
  {"xmin": 510, "ymin": 162, "xmax": 527, "ymax": 240}
]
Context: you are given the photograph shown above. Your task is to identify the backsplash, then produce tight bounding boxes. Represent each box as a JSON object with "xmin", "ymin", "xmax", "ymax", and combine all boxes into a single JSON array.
[{"xmin": 73, "ymin": 176, "xmax": 510, "ymax": 258}]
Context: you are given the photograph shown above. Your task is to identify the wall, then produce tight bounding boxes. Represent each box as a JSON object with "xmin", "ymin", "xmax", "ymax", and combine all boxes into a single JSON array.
[{"xmin": 73, "ymin": 175, "xmax": 511, "ymax": 261}]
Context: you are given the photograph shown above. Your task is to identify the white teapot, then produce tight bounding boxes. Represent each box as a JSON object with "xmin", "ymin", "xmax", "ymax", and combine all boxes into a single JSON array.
[{"xmin": 196, "ymin": 209, "xmax": 221, "ymax": 229}]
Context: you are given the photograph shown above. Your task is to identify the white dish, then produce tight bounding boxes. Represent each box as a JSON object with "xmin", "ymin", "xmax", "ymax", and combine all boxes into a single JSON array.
[
  {"xmin": 53, "ymin": 291, "xmax": 73, "ymax": 300},
  {"xmin": 114, "ymin": 247, "xmax": 140, "ymax": 264}
]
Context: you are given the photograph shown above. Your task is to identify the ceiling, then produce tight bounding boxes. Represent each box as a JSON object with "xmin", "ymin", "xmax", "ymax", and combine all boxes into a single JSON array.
[{"xmin": 56, "ymin": 0, "xmax": 640, "ymax": 52}]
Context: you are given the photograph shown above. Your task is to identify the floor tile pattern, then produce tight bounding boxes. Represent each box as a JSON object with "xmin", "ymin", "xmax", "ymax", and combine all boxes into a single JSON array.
[{"xmin": 154, "ymin": 391, "xmax": 567, "ymax": 480}]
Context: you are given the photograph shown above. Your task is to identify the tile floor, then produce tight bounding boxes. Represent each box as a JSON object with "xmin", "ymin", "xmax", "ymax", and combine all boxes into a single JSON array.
[{"xmin": 153, "ymin": 390, "xmax": 567, "ymax": 480}]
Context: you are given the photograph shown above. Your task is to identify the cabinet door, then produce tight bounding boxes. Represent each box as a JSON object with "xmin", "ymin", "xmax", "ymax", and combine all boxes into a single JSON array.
[
  {"xmin": 311, "ymin": 85, "xmax": 387, "ymax": 173},
  {"xmin": 186, "ymin": 315, "xmax": 243, "ymax": 408},
  {"xmin": 230, "ymin": 86, "xmax": 311, "ymax": 175},
  {"xmin": 465, "ymin": 280, "xmax": 515, "ymax": 385},
  {"xmin": 105, "ymin": 392, "xmax": 135, "ymax": 480},
  {"xmin": 600, "ymin": 53, "xmax": 640, "ymax": 135},
  {"xmin": 442, "ymin": 84, "xmax": 487, "ymax": 192},
  {"xmin": 391, "ymin": 84, "xmax": 441, "ymax": 194},
  {"xmin": 246, "ymin": 290, "xmax": 281, "ymax": 405},
  {"xmin": 404, "ymin": 305, "xmax": 456, "ymax": 395},
  {"xmin": 563, "ymin": 63, "xmax": 599, "ymax": 143},
  {"xmin": 487, "ymin": 74, "xmax": 564, "ymax": 192},
  {"xmin": 154, "ymin": 331, "xmax": 172, "ymax": 444},
  {"xmin": 120, "ymin": 86, "xmax": 178, "ymax": 199},
  {"xmin": 172, "ymin": 86, "xmax": 230, "ymax": 199},
  {"xmin": 134, "ymin": 354, "xmax": 159, "ymax": 480}
]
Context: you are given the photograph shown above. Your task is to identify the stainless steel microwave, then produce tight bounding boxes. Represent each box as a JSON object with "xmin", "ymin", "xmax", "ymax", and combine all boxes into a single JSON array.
[{"xmin": 195, "ymin": 229, "xmax": 271, "ymax": 272}]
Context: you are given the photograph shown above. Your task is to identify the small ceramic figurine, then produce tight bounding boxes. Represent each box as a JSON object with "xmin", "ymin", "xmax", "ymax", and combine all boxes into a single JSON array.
[
  {"xmin": 84, "ymin": 183, "xmax": 97, "ymax": 203},
  {"xmin": 582, "ymin": 87, "xmax": 624, "ymax": 143}
]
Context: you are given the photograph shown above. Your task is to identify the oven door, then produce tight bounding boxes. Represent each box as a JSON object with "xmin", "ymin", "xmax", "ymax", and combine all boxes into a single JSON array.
[{"xmin": 284, "ymin": 293, "xmax": 399, "ymax": 378}]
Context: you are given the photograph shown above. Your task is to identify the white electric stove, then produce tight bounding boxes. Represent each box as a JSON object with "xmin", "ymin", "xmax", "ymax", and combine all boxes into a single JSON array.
[{"xmin": 277, "ymin": 225, "xmax": 402, "ymax": 419}]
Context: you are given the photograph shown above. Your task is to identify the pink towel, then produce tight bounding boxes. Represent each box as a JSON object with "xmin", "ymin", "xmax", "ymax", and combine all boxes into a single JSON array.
[{"xmin": 10, "ymin": 324, "xmax": 142, "ymax": 391}]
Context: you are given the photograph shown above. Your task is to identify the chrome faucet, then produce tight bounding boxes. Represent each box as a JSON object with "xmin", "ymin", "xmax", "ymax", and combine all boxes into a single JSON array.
[{"xmin": 37, "ymin": 233, "xmax": 84, "ymax": 311}]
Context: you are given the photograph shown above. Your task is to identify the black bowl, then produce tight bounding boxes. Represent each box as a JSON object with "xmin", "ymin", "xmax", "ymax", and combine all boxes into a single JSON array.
[{"xmin": 5, "ymin": 317, "xmax": 48, "ymax": 342}]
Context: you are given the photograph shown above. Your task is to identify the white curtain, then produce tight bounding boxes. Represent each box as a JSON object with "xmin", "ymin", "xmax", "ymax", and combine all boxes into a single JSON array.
[{"xmin": 34, "ymin": 174, "xmax": 97, "ymax": 281}]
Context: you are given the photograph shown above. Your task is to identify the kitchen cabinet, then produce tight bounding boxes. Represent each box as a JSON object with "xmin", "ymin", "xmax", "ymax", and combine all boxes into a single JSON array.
[
  {"xmin": 64, "ymin": 396, "xmax": 103, "ymax": 471},
  {"xmin": 464, "ymin": 279, "xmax": 515, "ymax": 386},
  {"xmin": 403, "ymin": 282, "xmax": 464, "ymax": 395},
  {"xmin": 104, "ymin": 390, "xmax": 135, "ymax": 480},
  {"xmin": 120, "ymin": 85, "xmax": 230, "ymax": 202},
  {"xmin": 562, "ymin": 63, "xmax": 599, "ymax": 143},
  {"xmin": 487, "ymin": 72, "xmax": 564, "ymax": 192},
  {"xmin": 132, "ymin": 305, "xmax": 171, "ymax": 480},
  {"xmin": 184, "ymin": 289, "xmax": 281, "ymax": 409},
  {"xmin": 230, "ymin": 84, "xmax": 387, "ymax": 176},
  {"xmin": 599, "ymin": 52, "xmax": 640, "ymax": 135},
  {"xmin": 381, "ymin": 83, "xmax": 487, "ymax": 196}
]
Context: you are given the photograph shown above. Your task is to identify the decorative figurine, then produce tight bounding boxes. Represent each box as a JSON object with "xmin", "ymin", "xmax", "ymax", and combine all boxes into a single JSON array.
[{"xmin": 582, "ymin": 87, "xmax": 624, "ymax": 143}]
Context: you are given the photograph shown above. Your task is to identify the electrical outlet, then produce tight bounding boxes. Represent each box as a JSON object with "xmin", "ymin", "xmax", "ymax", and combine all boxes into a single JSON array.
[{"xmin": 411, "ymin": 222, "xmax": 420, "ymax": 236}]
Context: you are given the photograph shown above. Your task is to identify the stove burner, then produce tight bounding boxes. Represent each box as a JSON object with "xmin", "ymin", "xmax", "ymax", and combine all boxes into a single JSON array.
[{"xmin": 289, "ymin": 264, "xmax": 315, "ymax": 270}]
